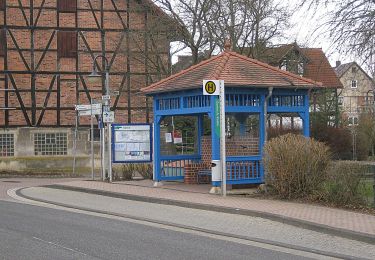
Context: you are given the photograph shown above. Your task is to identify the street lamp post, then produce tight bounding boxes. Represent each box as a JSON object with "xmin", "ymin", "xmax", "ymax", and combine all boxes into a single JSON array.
[{"xmin": 88, "ymin": 55, "xmax": 112, "ymax": 182}]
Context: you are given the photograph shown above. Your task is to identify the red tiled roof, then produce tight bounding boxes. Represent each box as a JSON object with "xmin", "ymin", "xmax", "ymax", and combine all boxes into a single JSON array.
[
  {"xmin": 300, "ymin": 48, "xmax": 343, "ymax": 88},
  {"xmin": 141, "ymin": 51, "xmax": 323, "ymax": 94}
]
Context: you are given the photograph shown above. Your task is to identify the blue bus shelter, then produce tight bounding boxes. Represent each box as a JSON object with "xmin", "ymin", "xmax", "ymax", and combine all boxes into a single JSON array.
[{"xmin": 141, "ymin": 50, "xmax": 322, "ymax": 188}]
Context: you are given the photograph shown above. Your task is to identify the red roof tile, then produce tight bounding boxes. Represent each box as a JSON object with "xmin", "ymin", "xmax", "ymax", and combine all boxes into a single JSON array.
[
  {"xmin": 141, "ymin": 51, "xmax": 323, "ymax": 94},
  {"xmin": 300, "ymin": 48, "xmax": 343, "ymax": 88}
]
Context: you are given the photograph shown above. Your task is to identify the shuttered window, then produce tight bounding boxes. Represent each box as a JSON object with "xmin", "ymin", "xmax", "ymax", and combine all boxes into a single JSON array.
[
  {"xmin": 57, "ymin": 0, "xmax": 77, "ymax": 13},
  {"xmin": 57, "ymin": 31, "xmax": 77, "ymax": 58},
  {"xmin": 0, "ymin": 0, "xmax": 5, "ymax": 11},
  {"xmin": 0, "ymin": 29, "xmax": 6, "ymax": 57}
]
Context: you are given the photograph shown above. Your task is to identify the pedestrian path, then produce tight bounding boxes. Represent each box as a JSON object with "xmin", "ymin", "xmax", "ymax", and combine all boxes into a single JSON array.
[{"xmin": 46, "ymin": 179, "xmax": 375, "ymax": 242}]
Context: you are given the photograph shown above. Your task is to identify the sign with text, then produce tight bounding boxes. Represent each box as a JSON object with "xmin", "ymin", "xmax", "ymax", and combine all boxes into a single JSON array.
[
  {"xmin": 75, "ymin": 104, "xmax": 102, "ymax": 116},
  {"xmin": 203, "ymin": 80, "xmax": 221, "ymax": 95},
  {"xmin": 112, "ymin": 124, "xmax": 152, "ymax": 163}
]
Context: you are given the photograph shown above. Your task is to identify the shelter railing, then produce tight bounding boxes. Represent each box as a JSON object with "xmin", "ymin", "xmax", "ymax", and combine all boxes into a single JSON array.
[
  {"xmin": 226, "ymin": 155, "xmax": 263, "ymax": 184},
  {"xmin": 159, "ymin": 154, "xmax": 201, "ymax": 180}
]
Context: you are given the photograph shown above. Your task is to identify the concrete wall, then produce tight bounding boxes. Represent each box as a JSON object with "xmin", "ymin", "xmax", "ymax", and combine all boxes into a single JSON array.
[{"xmin": 0, "ymin": 127, "xmax": 102, "ymax": 174}]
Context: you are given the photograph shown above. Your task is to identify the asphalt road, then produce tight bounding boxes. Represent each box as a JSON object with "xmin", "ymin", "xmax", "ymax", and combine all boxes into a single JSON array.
[{"xmin": 0, "ymin": 200, "xmax": 316, "ymax": 260}]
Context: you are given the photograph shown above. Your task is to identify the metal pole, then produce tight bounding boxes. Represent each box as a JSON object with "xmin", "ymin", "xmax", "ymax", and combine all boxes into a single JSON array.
[
  {"xmin": 219, "ymin": 80, "xmax": 226, "ymax": 196},
  {"xmin": 101, "ymin": 124, "xmax": 106, "ymax": 180},
  {"xmin": 73, "ymin": 112, "xmax": 78, "ymax": 176},
  {"xmin": 90, "ymin": 100, "xmax": 94, "ymax": 180},
  {"xmin": 105, "ymin": 70, "xmax": 112, "ymax": 182},
  {"xmin": 108, "ymin": 123, "xmax": 112, "ymax": 182}
]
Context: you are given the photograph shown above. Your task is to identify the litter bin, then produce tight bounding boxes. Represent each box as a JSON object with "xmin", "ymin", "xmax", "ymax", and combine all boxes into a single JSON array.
[{"xmin": 211, "ymin": 160, "xmax": 221, "ymax": 182}]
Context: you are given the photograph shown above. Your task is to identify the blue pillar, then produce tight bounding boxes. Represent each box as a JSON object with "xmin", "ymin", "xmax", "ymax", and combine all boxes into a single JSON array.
[
  {"xmin": 303, "ymin": 93, "xmax": 310, "ymax": 137},
  {"xmin": 210, "ymin": 95, "xmax": 220, "ymax": 187},
  {"xmin": 153, "ymin": 98, "xmax": 162, "ymax": 182},
  {"xmin": 259, "ymin": 94, "xmax": 265, "ymax": 181}
]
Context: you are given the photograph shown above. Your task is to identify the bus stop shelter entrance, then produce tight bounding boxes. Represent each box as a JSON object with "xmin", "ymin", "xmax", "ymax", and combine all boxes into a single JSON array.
[{"xmin": 141, "ymin": 50, "xmax": 321, "ymax": 190}]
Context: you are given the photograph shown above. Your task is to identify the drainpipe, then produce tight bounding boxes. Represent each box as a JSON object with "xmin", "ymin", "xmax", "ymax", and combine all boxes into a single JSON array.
[{"xmin": 264, "ymin": 87, "xmax": 273, "ymax": 142}]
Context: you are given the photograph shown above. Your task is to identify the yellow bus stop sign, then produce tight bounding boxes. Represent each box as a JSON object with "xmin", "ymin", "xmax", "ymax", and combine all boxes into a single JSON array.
[{"xmin": 203, "ymin": 80, "xmax": 220, "ymax": 95}]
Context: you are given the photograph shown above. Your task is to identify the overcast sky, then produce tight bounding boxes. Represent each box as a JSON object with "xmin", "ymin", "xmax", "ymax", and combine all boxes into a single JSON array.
[
  {"xmin": 171, "ymin": 0, "xmax": 357, "ymax": 67},
  {"xmin": 283, "ymin": 0, "xmax": 355, "ymax": 66}
]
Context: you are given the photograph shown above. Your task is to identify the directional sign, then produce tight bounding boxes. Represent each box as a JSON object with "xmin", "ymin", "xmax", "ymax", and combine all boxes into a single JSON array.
[
  {"xmin": 103, "ymin": 111, "xmax": 115, "ymax": 123},
  {"xmin": 203, "ymin": 80, "xmax": 221, "ymax": 95},
  {"xmin": 75, "ymin": 103, "xmax": 101, "ymax": 111},
  {"xmin": 75, "ymin": 104, "xmax": 102, "ymax": 116},
  {"xmin": 75, "ymin": 104, "xmax": 92, "ymax": 111}
]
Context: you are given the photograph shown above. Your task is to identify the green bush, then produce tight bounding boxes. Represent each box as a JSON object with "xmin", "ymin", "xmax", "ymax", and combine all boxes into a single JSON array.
[
  {"xmin": 263, "ymin": 134, "xmax": 331, "ymax": 199},
  {"xmin": 324, "ymin": 162, "xmax": 369, "ymax": 206}
]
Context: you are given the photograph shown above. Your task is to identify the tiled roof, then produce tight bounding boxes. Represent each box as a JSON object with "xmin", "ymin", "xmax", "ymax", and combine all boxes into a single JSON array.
[
  {"xmin": 141, "ymin": 51, "xmax": 323, "ymax": 94},
  {"xmin": 254, "ymin": 45, "xmax": 342, "ymax": 88},
  {"xmin": 300, "ymin": 48, "xmax": 343, "ymax": 88},
  {"xmin": 335, "ymin": 62, "xmax": 354, "ymax": 77}
]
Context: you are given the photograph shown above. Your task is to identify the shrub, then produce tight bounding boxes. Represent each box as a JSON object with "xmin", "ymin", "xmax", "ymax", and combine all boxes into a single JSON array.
[
  {"xmin": 263, "ymin": 134, "xmax": 331, "ymax": 199},
  {"xmin": 267, "ymin": 127, "xmax": 301, "ymax": 140},
  {"xmin": 311, "ymin": 125, "xmax": 352, "ymax": 160},
  {"xmin": 112, "ymin": 163, "xmax": 153, "ymax": 180},
  {"xmin": 324, "ymin": 161, "xmax": 369, "ymax": 206},
  {"xmin": 136, "ymin": 163, "xmax": 153, "ymax": 179}
]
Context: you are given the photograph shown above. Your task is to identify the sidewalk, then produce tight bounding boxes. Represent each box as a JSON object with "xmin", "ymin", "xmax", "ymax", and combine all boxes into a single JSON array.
[{"xmin": 41, "ymin": 179, "xmax": 375, "ymax": 243}]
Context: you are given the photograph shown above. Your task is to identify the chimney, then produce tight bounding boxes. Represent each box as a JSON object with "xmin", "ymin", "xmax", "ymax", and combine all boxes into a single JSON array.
[
  {"xmin": 336, "ymin": 60, "xmax": 341, "ymax": 67},
  {"xmin": 224, "ymin": 38, "xmax": 232, "ymax": 52}
]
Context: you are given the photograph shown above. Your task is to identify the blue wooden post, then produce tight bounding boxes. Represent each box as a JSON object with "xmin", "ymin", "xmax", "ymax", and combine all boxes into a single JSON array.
[
  {"xmin": 259, "ymin": 94, "xmax": 266, "ymax": 181},
  {"xmin": 153, "ymin": 97, "xmax": 162, "ymax": 183},
  {"xmin": 210, "ymin": 95, "xmax": 220, "ymax": 187},
  {"xmin": 303, "ymin": 93, "xmax": 310, "ymax": 137},
  {"xmin": 259, "ymin": 94, "xmax": 265, "ymax": 154}
]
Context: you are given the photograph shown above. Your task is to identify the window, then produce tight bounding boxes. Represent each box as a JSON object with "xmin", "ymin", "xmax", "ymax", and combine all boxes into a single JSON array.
[
  {"xmin": 57, "ymin": 0, "xmax": 77, "ymax": 13},
  {"xmin": 352, "ymin": 66, "xmax": 357, "ymax": 73},
  {"xmin": 280, "ymin": 59, "xmax": 287, "ymax": 71},
  {"xmin": 89, "ymin": 128, "xmax": 101, "ymax": 141},
  {"xmin": 297, "ymin": 62, "xmax": 304, "ymax": 76},
  {"xmin": 338, "ymin": 96, "xmax": 343, "ymax": 106},
  {"xmin": 348, "ymin": 116, "xmax": 358, "ymax": 126},
  {"xmin": 351, "ymin": 80, "xmax": 357, "ymax": 88},
  {"xmin": 0, "ymin": 0, "xmax": 5, "ymax": 11},
  {"xmin": 0, "ymin": 133, "xmax": 14, "ymax": 157},
  {"xmin": 57, "ymin": 31, "xmax": 77, "ymax": 58},
  {"xmin": 0, "ymin": 29, "xmax": 6, "ymax": 57},
  {"xmin": 34, "ymin": 133, "xmax": 67, "ymax": 155}
]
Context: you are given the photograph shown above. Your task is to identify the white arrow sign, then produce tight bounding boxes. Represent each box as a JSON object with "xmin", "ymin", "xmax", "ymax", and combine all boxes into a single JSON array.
[{"xmin": 103, "ymin": 111, "xmax": 114, "ymax": 123}]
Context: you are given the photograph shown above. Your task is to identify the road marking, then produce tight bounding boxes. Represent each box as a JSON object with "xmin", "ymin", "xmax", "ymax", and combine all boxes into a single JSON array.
[
  {"xmin": 32, "ymin": 236, "xmax": 88, "ymax": 257},
  {"xmin": 7, "ymin": 187, "xmax": 350, "ymax": 260}
]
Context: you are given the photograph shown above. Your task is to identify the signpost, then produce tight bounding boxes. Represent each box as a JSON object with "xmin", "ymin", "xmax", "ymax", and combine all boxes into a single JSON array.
[
  {"xmin": 203, "ymin": 79, "xmax": 226, "ymax": 196},
  {"xmin": 75, "ymin": 102, "xmax": 103, "ymax": 180}
]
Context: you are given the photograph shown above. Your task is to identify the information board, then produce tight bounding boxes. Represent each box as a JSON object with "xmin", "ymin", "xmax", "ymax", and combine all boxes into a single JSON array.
[{"xmin": 112, "ymin": 124, "xmax": 152, "ymax": 163}]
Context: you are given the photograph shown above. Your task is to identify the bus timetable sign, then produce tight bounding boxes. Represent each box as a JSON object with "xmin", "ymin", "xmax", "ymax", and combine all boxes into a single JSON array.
[{"xmin": 203, "ymin": 80, "xmax": 220, "ymax": 95}]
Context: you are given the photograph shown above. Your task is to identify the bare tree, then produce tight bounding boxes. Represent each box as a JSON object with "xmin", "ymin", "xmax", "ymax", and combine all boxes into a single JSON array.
[
  {"xmin": 155, "ymin": 0, "xmax": 291, "ymax": 64},
  {"xmin": 208, "ymin": 0, "xmax": 291, "ymax": 58},
  {"xmin": 155, "ymin": 0, "xmax": 217, "ymax": 64},
  {"xmin": 302, "ymin": 0, "xmax": 375, "ymax": 78}
]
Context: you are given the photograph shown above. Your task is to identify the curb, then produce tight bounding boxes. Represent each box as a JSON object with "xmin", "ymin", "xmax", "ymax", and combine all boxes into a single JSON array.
[
  {"xmin": 15, "ymin": 188, "xmax": 368, "ymax": 260},
  {"xmin": 44, "ymin": 184, "xmax": 375, "ymax": 245}
]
